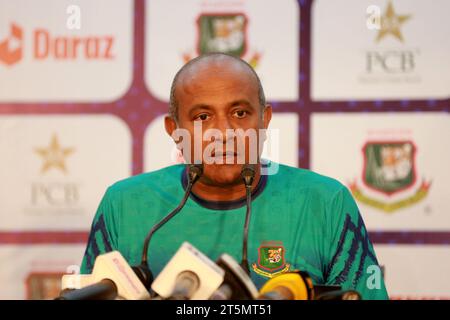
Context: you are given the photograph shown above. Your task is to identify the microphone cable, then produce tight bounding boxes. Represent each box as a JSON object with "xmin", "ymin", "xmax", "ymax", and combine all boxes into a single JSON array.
[
  {"xmin": 132, "ymin": 164, "xmax": 203, "ymax": 290},
  {"xmin": 240, "ymin": 164, "xmax": 256, "ymax": 274}
]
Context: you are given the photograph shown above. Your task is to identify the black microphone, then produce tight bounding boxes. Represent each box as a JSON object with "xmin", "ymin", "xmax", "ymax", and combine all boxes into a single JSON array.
[
  {"xmin": 315, "ymin": 289, "xmax": 361, "ymax": 300},
  {"xmin": 167, "ymin": 271, "xmax": 201, "ymax": 300},
  {"xmin": 240, "ymin": 164, "xmax": 256, "ymax": 274},
  {"xmin": 210, "ymin": 253, "xmax": 259, "ymax": 300},
  {"xmin": 132, "ymin": 164, "xmax": 203, "ymax": 291},
  {"xmin": 57, "ymin": 250, "xmax": 151, "ymax": 300},
  {"xmin": 56, "ymin": 279, "xmax": 117, "ymax": 300}
]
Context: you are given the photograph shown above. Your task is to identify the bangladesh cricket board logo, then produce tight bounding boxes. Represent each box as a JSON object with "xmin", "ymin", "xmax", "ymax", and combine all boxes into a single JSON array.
[
  {"xmin": 198, "ymin": 13, "xmax": 247, "ymax": 58},
  {"xmin": 349, "ymin": 141, "xmax": 431, "ymax": 213},
  {"xmin": 183, "ymin": 13, "xmax": 261, "ymax": 68},
  {"xmin": 252, "ymin": 241, "xmax": 290, "ymax": 278}
]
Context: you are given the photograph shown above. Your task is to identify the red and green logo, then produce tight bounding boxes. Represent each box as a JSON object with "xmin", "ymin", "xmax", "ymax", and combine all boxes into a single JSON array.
[
  {"xmin": 182, "ymin": 12, "xmax": 261, "ymax": 68},
  {"xmin": 197, "ymin": 13, "xmax": 247, "ymax": 57},
  {"xmin": 362, "ymin": 141, "xmax": 416, "ymax": 195},
  {"xmin": 349, "ymin": 140, "xmax": 431, "ymax": 213},
  {"xmin": 252, "ymin": 241, "xmax": 290, "ymax": 278}
]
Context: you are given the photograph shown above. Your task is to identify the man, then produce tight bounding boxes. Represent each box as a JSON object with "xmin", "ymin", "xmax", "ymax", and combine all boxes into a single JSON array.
[{"xmin": 80, "ymin": 53, "xmax": 388, "ymax": 300}]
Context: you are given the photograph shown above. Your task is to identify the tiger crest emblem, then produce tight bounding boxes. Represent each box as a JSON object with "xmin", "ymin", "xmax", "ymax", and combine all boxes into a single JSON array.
[{"xmin": 252, "ymin": 241, "xmax": 290, "ymax": 278}]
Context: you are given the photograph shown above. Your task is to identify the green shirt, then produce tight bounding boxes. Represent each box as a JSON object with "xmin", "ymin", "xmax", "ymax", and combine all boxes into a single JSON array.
[{"xmin": 80, "ymin": 162, "xmax": 388, "ymax": 300}]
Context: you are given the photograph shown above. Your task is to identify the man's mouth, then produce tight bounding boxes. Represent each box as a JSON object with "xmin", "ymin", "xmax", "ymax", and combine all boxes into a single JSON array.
[
  {"xmin": 207, "ymin": 151, "xmax": 245, "ymax": 164},
  {"xmin": 211, "ymin": 151, "xmax": 237, "ymax": 157}
]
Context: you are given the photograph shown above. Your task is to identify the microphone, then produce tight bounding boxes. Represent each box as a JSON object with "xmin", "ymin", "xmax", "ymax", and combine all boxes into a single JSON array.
[
  {"xmin": 315, "ymin": 289, "xmax": 361, "ymax": 300},
  {"xmin": 168, "ymin": 271, "xmax": 200, "ymax": 300},
  {"xmin": 132, "ymin": 164, "xmax": 203, "ymax": 290},
  {"xmin": 258, "ymin": 271, "xmax": 314, "ymax": 300},
  {"xmin": 57, "ymin": 279, "xmax": 117, "ymax": 300},
  {"xmin": 151, "ymin": 242, "xmax": 225, "ymax": 300},
  {"xmin": 240, "ymin": 164, "xmax": 256, "ymax": 274},
  {"xmin": 209, "ymin": 253, "xmax": 259, "ymax": 300},
  {"xmin": 58, "ymin": 251, "xmax": 150, "ymax": 300}
]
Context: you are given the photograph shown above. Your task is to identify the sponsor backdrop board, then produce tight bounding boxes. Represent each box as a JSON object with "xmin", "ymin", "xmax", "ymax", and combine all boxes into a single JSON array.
[
  {"xmin": 146, "ymin": 0, "xmax": 299, "ymax": 102},
  {"xmin": 311, "ymin": 0, "xmax": 450, "ymax": 100},
  {"xmin": 0, "ymin": 0, "xmax": 133, "ymax": 102},
  {"xmin": 0, "ymin": 0, "xmax": 449, "ymax": 299},
  {"xmin": 0, "ymin": 245, "xmax": 85, "ymax": 300},
  {"xmin": 0, "ymin": 115, "xmax": 132, "ymax": 231},
  {"xmin": 374, "ymin": 245, "xmax": 450, "ymax": 299},
  {"xmin": 311, "ymin": 113, "xmax": 449, "ymax": 231}
]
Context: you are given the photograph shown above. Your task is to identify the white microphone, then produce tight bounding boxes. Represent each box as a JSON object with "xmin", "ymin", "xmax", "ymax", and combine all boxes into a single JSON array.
[
  {"xmin": 59, "ymin": 251, "xmax": 150, "ymax": 300},
  {"xmin": 210, "ymin": 253, "xmax": 259, "ymax": 300},
  {"xmin": 151, "ymin": 242, "xmax": 225, "ymax": 300}
]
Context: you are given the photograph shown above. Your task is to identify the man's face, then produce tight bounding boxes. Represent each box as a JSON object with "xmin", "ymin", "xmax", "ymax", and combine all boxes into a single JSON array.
[{"xmin": 167, "ymin": 61, "xmax": 271, "ymax": 187}]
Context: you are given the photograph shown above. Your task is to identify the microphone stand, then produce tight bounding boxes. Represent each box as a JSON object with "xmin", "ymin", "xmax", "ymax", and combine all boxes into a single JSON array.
[
  {"xmin": 132, "ymin": 164, "xmax": 203, "ymax": 290},
  {"xmin": 240, "ymin": 164, "xmax": 256, "ymax": 274}
]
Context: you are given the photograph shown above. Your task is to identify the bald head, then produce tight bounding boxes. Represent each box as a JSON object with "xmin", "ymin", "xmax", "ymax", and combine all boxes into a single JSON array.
[{"xmin": 169, "ymin": 53, "xmax": 266, "ymax": 121}]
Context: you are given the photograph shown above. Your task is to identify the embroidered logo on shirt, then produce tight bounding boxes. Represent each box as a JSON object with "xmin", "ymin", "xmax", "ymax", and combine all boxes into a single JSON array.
[{"xmin": 252, "ymin": 241, "xmax": 291, "ymax": 278}]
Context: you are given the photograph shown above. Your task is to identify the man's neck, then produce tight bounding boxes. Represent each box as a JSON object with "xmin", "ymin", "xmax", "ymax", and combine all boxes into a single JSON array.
[{"xmin": 191, "ymin": 165, "xmax": 262, "ymax": 202}]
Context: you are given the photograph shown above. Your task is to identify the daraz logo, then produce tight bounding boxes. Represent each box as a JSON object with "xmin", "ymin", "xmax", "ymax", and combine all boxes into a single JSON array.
[
  {"xmin": 0, "ymin": 22, "xmax": 115, "ymax": 67},
  {"xmin": 0, "ymin": 23, "xmax": 23, "ymax": 66}
]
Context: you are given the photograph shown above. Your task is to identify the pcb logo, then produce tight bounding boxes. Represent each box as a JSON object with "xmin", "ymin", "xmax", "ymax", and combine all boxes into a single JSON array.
[
  {"xmin": 350, "ymin": 141, "xmax": 431, "ymax": 213},
  {"xmin": 252, "ymin": 241, "xmax": 290, "ymax": 278},
  {"xmin": 183, "ymin": 13, "xmax": 261, "ymax": 68}
]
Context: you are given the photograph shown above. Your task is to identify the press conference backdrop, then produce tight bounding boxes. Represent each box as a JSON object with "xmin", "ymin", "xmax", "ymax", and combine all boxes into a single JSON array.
[{"xmin": 0, "ymin": 0, "xmax": 449, "ymax": 299}]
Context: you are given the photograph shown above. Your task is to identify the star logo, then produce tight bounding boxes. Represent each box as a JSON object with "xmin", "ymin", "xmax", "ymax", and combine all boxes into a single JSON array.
[
  {"xmin": 376, "ymin": 1, "xmax": 411, "ymax": 43},
  {"xmin": 34, "ymin": 134, "xmax": 75, "ymax": 174}
]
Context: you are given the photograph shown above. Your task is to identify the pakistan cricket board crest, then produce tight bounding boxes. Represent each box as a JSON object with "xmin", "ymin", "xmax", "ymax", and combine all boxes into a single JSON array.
[
  {"xmin": 349, "ymin": 141, "xmax": 431, "ymax": 213},
  {"xmin": 252, "ymin": 241, "xmax": 290, "ymax": 278}
]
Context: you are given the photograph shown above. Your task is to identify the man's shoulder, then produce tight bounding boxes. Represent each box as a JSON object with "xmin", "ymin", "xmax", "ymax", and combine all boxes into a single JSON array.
[
  {"xmin": 274, "ymin": 162, "xmax": 346, "ymax": 198},
  {"xmin": 106, "ymin": 164, "xmax": 185, "ymax": 196}
]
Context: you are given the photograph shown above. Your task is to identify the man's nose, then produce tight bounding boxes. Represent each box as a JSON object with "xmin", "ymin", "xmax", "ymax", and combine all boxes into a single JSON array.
[{"xmin": 213, "ymin": 115, "xmax": 235, "ymax": 144}]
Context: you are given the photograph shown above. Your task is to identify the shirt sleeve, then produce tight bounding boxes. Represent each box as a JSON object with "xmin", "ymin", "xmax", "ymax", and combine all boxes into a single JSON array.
[
  {"xmin": 323, "ymin": 185, "xmax": 389, "ymax": 300},
  {"xmin": 80, "ymin": 188, "xmax": 118, "ymax": 274}
]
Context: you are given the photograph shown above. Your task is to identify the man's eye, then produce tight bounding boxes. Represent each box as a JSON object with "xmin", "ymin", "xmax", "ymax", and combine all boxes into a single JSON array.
[
  {"xmin": 194, "ymin": 113, "xmax": 210, "ymax": 121},
  {"xmin": 233, "ymin": 110, "xmax": 247, "ymax": 118}
]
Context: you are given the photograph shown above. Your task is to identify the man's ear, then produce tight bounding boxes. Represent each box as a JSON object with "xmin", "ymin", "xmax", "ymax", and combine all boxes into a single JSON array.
[
  {"xmin": 164, "ymin": 115, "xmax": 177, "ymax": 139},
  {"xmin": 262, "ymin": 104, "xmax": 272, "ymax": 129}
]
